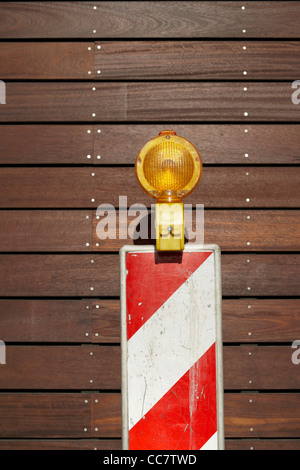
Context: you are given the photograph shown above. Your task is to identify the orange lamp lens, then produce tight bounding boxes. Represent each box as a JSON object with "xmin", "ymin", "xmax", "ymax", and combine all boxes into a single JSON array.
[{"xmin": 135, "ymin": 130, "xmax": 202, "ymax": 202}]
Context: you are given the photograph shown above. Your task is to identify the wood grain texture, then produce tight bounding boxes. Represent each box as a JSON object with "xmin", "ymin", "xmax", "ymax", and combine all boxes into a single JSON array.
[
  {"xmin": 94, "ymin": 124, "xmax": 300, "ymax": 165},
  {"xmin": 95, "ymin": 41, "xmax": 300, "ymax": 80},
  {"xmin": 0, "ymin": 42, "xmax": 94, "ymax": 79},
  {"xmin": 0, "ymin": 254, "xmax": 298, "ymax": 297},
  {"xmin": 0, "ymin": 346, "xmax": 120, "ymax": 389},
  {"xmin": 1, "ymin": 124, "xmax": 299, "ymax": 165},
  {"xmin": 224, "ymin": 346, "xmax": 300, "ymax": 390},
  {"xmin": 1, "ymin": 392, "xmax": 299, "ymax": 439},
  {"xmin": 0, "ymin": 83, "xmax": 125, "ymax": 122},
  {"xmin": 0, "ymin": 299, "xmax": 120, "ymax": 343},
  {"xmin": 0, "ymin": 300, "xmax": 94, "ymax": 343},
  {"xmin": 93, "ymin": 210, "xmax": 300, "ymax": 252},
  {"xmin": 0, "ymin": 210, "xmax": 92, "ymax": 252},
  {"xmin": 221, "ymin": 254, "xmax": 300, "ymax": 297},
  {"xmin": 124, "ymin": 82, "xmax": 300, "ymax": 122},
  {"xmin": 1, "ymin": 298, "xmax": 299, "ymax": 343},
  {"xmin": 0, "ymin": 125, "xmax": 94, "ymax": 164},
  {"xmin": 222, "ymin": 299, "xmax": 300, "ymax": 343},
  {"xmin": 226, "ymin": 439, "xmax": 300, "ymax": 451},
  {"xmin": 0, "ymin": 254, "xmax": 118, "ymax": 297},
  {"xmin": 0, "ymin": 82, "xmax": 298, "ymax": 122},
  {"xmin": 0, "ymin": 345, "xmax": 298, "ymax": 390},
  {"xmin": 0, "ymin": 167, "xmax": 298, "ymax": 208},
  {"xmin": 224, "ymin": 393, "xmax": 300, "ymax": 438},
  {"xmin": 0, "ymin": 2, "xmax": 299, "ymax": 38},
  {"xmin": 0, "ymin": 393, "xmax": 120, "ymax": 438},
  {"xmin": 0, "ymin": 439, "xmax": 122, "ymax": 450},
  {"xmin": 1, "ymin": 437, "xmax": 300, "ymax": 451}
]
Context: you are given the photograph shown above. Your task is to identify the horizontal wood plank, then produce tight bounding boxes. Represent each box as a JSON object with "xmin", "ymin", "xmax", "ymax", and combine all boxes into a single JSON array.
[
  {"xmin": 224, "ymin": 347, "xmax": 300, "ymax": 390},
  {"xmin": 0, "ymin": 439, "xmax": 122, "ymax": 450},
  {"xmin": 0, "ymin": 299, "xmax": 120, "ymax": 343},
  {"xmin": 93, "ymin": 210, "xmax": 300, "ymax": 252},
  {"xmin": 225, "ymin": 439, "xmax": 300, "ymax": 451},
  {"xmin": 0, "ymin": 125, "xmax": 94, "ymax": 164},
  {"xmin": 1, "ymin": 345, "xmax": 299, "ymax": 390},
  {"xmin": 1, "ymin": 209, "xmax": 298, "ymax": 253},
  {"xmin": 94, "ymin": 124, "xmax": 300, "ymax": 165},
  {"xmin": 1, "ymin": 298, "xmax": 299, "ymax": 343},
  {"xmin": 0, "ymin": 167, "xmax": 298, "ymax": 208},
  {"xmin": 0, "ymin": 42, "xmax": 94, "ymax": 79},
  {"xmin": 0, "ymin": 82, "xmax": 298, "ymax": 122},
  {"xmin": 0, "ymin": 83, "xmax": 125, "ymax": 122},
  {"xmin": 224, "ymin": 393, "xmax": 300, "ymax": 438},
  {"xmin": 0, "ymin": 254, "xmax": 118, "ymax": 297},
  {"xmin": 0, "ymin": 392, "xmax": 120, "ymax": 438},
  {"xmin": 0, "ymin": 2, "xmax": 299, "ymax": 38},
  {"xmin": 1, "ymin": 392, "xmax": 298, "ymax": 438},
  {"xmin": 96, "ymin": 41, "xmax": 300, "ymax": 80},
  {"xmin": 222, "ymin": 299, "xmax": 300, "ymax": 343},
  {"xmin": 0, "ymin": 210, "xmax": 92, "ymax": 252},
  {"xmin": 1, "ymin": 438, "xmax": 300, "ymax": 450},
  {"xmin": 0, "ymin": 346, "xmax": 120, "ymax": 389},
  {"xmin": 1, "ymin": 124, "xmax": 299, "ymax": 165},
  {"xmin": 0, "ymin": 254, "xmax": 298, "ymax": 297}
]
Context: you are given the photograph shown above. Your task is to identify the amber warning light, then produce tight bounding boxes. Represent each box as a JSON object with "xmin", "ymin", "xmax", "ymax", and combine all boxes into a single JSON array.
[{"xmin": 135, "ymin": 130, "xmax": 203, "ymax": 251}]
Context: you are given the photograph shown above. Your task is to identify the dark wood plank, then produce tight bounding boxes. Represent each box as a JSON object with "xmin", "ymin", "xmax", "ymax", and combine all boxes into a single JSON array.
[
  {"xmin": 221, "ymin": 254, "xmax": 300, "ymax": 297},
  {"xmin": 0, "ymin": 167, "xmax": 298, "ymax": 208},
  {"xmin": 92, "ymin": 167, "xmax": 300, "ymax": 208},
  {"xmin": 222, "ymin": 299, "xmax": 300, "ymax": 343},
  {"xmin": 0, "ymin": 83, "xmax": 125, "ymax": 122},
  {"xmin": 224, "ymin": 347, "xmax": 300, "ymax": 390},
  {"xmin": 91, "ymin": 299, "xmax": 121, "ymax": 343},
  {"xmin": 0, "ymin": 439, "xmax": 122, "ymax": 450},
  {"xmin": 0, "ymin": 210, "xmax": 92, "ymax": 252},
  {"xmin": 2, "ymin": 124, "xmax": 298, "ymax": 165},
  {"xmin": 0, "ymin": 82, "xmax": 298, "ymax": 122},
  {"xmin": 0, "ymin": 393, "xmax": 92, "ymax": 438},
  {"xmin": 0, "ymin": 2, "xmax": 299, "ymax": 38},
  {"xmin": 0, "ymin": 300, "xmax": 93, "ymax": 343},
  {"xmin": 92, "ymin": 393, "xmax": 121, "ymax": 438},
  {"xmin": 1, "ymin": 298, "xmax": 298, "ymax": 344},
  {"xmin": 0, "ymin": 299, "xmax": 120, "ymax": 343},
  {"xmin": 224, "ymin": 393, "xmax": 300, "ymax": 438},
  {"xmin": 94, "ymin": 124, "xmax": 300, "ymax": 165},
  {"xmin": 1, "ymin": 345, "xmax": 298, "ymax": 390},
  {"xmin": 0, "ymin": 392, "xmax": 118, "ymax": 438},
  {"xmin": 93, "ymin": 210, "xmax": 300, "ymax": 252},
  {"xmin": 0, "ymin": 42, "xmax": 94, "ymax": 79},
  {"xmin": 4, "ymin": 438, "xmax": 300, "ymax": 451},
  {"xmin": 0, "ymin": 168, "xmax": 95, "ymax": 208},
  {"xmin": 0, "ymin": 254, "xmax": 298, "ymax": 297},
  {"xmin": 0, "ymin": 254, "xmax": 119, "ymax": 297},
  {"xmin": 96, "ymin": 41, "xmax": 300, "ymax": 80},
  {"xmin": 0, "ymin": 125, "xmax": 94, "ymax": 164},
  {"xmin": 125, "ymin": 82, "xmax": 299, "ymax": 122},
  {"xmin": 0, "ymin": 346, "xmax": 120, "ymax": 389},
  {"xmin": 226, "ymin": 439, "xmax": 300, "ymax": 450},
  {"xmin": 1, "ymin": 392, "xmax": 299, "ymax": 439}
]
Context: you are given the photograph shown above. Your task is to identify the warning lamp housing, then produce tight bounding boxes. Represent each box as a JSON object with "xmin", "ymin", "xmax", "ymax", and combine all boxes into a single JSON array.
[{"xmin": 135, "ymin": 130, "xmax": 203, "ymax": 251}]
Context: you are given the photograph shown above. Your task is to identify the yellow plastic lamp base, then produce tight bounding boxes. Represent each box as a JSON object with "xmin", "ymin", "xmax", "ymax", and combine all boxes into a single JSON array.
[{"xmin": 155, "ymin": 202, "xmax": 184, "ymax": 251}]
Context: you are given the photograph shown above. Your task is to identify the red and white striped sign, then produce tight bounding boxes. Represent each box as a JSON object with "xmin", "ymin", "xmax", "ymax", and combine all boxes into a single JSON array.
[{"xmin": 120, "ymin": 245, "xmax": 224, "ymax": 450}]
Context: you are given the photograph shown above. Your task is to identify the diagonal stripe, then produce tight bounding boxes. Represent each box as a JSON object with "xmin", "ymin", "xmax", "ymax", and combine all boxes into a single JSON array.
[
  {"xmin": 127, "ymin": 253, "xmax": 216, "ymax": 429},
  {"xmin": 126, "ymin": 251, "xmax": 213, "ymax": 339},
  {"xmin": 200, "ymin": 431, "xmax": 218, "ymax": 450},
  {"xmin": 129, "ymin": 344, "xmax": 217, "ymax": 450}
]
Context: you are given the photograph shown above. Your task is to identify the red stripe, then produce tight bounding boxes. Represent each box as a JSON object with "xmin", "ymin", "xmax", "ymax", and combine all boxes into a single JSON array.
[
  {"xmin": 126, "ymin": 251, "xmax": 212, "ymax": 340},
  {"xmin": 129, "ymin": 343, "xmax": 217, "ymax": 450}
]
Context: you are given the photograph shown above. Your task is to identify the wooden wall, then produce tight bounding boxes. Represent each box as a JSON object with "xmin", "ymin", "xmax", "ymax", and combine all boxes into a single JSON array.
[{"xmin": 0, "ymin": 1, "xmax": 299, "ymax": 450}]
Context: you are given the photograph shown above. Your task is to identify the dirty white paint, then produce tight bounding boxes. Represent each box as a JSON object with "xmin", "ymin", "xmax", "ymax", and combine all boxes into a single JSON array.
[{"xmin": 127, "ymin": 254, "xmax": 216, "ymax": 429}]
